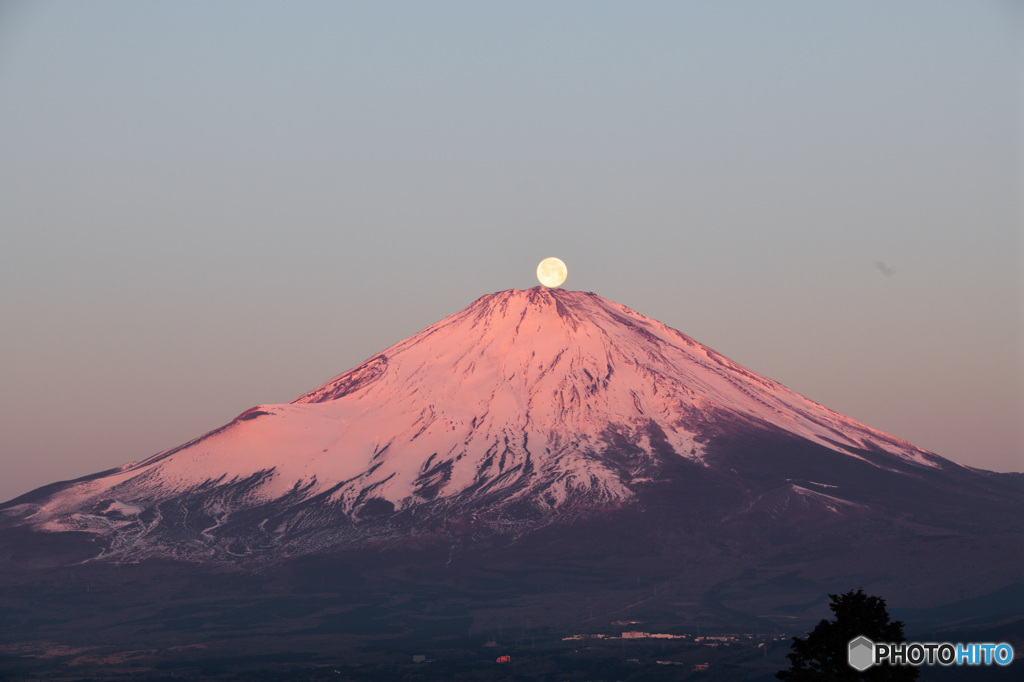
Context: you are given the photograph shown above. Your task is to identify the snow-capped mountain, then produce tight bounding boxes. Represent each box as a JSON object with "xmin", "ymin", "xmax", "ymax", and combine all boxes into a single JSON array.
[
  {"xmin": 0, "ymin": 288, "xmax": 995, "ymax": 562},
  {"xmin": 4, "ymin": 287, "xmax": 1021, "ymax": 681}
]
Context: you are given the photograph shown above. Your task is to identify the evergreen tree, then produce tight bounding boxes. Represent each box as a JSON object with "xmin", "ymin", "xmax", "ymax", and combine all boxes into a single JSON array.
[{"xmin": 777, "ymin": 588, "xmax": 918, "ymax": 681}]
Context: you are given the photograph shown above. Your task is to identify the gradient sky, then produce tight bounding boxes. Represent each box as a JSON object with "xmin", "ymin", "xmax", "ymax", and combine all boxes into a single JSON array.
[{"xmin": 1, "ymin": 1, "xmax": 1021, "ymax": 502}]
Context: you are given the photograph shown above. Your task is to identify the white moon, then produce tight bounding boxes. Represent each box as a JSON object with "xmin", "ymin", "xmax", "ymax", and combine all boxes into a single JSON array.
[{"xmin": 537, "ymin": 257, "xmax": 568, "ymax": 288}]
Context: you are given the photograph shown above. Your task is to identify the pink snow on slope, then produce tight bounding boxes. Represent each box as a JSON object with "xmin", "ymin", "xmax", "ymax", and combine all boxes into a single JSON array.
[{"xmin": 15, "ymin": 288, "xmax": 936, "ymax": 532}]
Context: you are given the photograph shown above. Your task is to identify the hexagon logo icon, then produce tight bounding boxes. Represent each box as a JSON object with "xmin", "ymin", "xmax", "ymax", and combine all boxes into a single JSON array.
[{"xmin": 848, "ymin": 636, "xmax": 875, "ymax": 671}]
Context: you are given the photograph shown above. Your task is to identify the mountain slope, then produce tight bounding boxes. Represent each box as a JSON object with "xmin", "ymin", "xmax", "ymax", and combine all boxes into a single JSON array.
[{"xmin": 0, "ymin": 288, "xmax": 996, "ymax": 562}]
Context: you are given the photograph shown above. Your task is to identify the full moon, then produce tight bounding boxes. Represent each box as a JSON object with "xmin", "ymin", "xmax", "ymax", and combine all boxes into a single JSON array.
[{"xmin": 537, "ymin": 257, "xmax": 568, "ymax": 288}]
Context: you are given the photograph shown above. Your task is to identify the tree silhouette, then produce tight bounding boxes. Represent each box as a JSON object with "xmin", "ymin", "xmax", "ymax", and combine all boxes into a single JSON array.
[{"xmin": 777, "ymin": 588, "xmax": 918, "ymax": 681}]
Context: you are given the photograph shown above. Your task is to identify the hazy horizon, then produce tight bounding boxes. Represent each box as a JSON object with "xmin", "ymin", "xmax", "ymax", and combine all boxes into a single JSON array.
[{"xmin": 1, "ymin": 1, "xmax": 1021, "ymax": 502}]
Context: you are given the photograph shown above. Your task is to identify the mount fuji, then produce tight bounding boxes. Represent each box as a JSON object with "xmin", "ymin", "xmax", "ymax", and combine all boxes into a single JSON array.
[
  {"xmin": 2, "ymin": 288, "xmax": 1017, "ymax": 564},
  {"xmin": 1, "ymin": 288, "xmax": 1021, "ymax": 679}
]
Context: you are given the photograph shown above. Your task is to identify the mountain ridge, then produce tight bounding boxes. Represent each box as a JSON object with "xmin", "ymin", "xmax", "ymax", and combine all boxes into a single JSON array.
[{"xmin": 0, "ymin": 288, "xmax": 1006, "ymax": 565}]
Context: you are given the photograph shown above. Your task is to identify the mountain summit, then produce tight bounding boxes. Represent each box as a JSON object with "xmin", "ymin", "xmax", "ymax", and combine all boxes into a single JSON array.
[{"xmin": 0, "ymin": 289, "xmax": 1010, "ymax": 563}]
